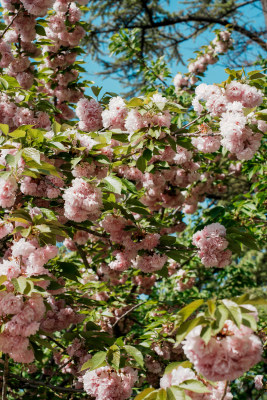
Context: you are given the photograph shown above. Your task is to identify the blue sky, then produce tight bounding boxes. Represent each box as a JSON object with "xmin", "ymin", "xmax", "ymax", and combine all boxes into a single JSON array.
[{"xmin": 82, "ymin": 0, "xmax": 265, "ymax": 96}]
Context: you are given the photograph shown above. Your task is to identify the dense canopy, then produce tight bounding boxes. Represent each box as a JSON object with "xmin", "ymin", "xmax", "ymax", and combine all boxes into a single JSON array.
[{"xmin": 0, "ymin": 0, "xmax": 266, "ymax": 399}]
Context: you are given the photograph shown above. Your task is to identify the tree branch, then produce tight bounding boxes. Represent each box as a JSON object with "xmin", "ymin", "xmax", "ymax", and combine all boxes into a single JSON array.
[
  {"xmin": 1, "ymin": 355, "xmax": 9, "ymax": 400},
  {"xmin": 77, "ymin": 245, "xmax": 91, "ymax": 270},
  {"xmin": 9, "ymin": 374, "xmax": 87, "ymax": 395},
  {"xmin": 112, "ymin": 301, "xmax": 146, "ymax": 328},
  {"xmin": 129, "ymin": 14, "xmax": 266, "ymax": 51},
  {"xmin": 221, "ymin": 381, "xmax": 229, "ymax": 400},
  {"xmin": 0, "ymin": 9, "xmax": 21, "ymax": 40}
]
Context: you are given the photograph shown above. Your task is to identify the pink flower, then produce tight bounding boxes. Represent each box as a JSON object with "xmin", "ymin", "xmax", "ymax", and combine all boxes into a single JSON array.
[
  {"xmin": 12, "ymin": 238, "xmax": 37, "ymax": 258},
  {"xmin": 174, "ymin": 73, "xmax": 188, "ymax": 89},
  {"xmin": 254, "ymin": 375, "xmax": 264, "ymax": 390},
  {"xmin": 72, "ymin": 162, "xmax": 96, "ymax": 178},
  {"xmin": 73, "ymin": 230, "xmax": 90, "ymax": 245},
  {"xmin": 21, "ymin": 0, "xmax": 56, "ymax": 16},
  {"xmin": 83, "ymin": 366, "xmax": 138, "ymax": 400},
  {"xmin": 63, "ymin": 178, "xmax": 103, "ymax": 222},
  {"xmin": 0, "ymin": 333, "xmax": 34, "ymax": 363},
  {"xmin": 0, "ymin": 221, "xmax": 13, "ymax": 239},
  {"xmin": 225, "ymin": 82, "xmax": 244, "ymax": 103},
  {"xmin": 183, "ymin": 321, "xmax": 262, "ymax": 381},
  {"xmin": 192, "ymin": 136, "xmax": 221, "ymax": 153},
  {"xmin": 0, "ymin": 40, "xmax": 14, "ymax": 68},
  {"xmin": 192, "ymin": 223, "xmax": 232, "ymax": 268},
  {"xmin": 0, "ymin": 177, "xmax": 17, "ymax": 208},
  {"xmin": 16, "ymin": 71, "xmax": 34, "ymax": 89},
  {"xmin": 0, "ymin": 292, "xmax": 23, "ymax": 315},
  {"xmin": 0, "ymin": 258, "xmax": 21, "ymax": 280},
  {"xmin": 102, "ymin": 96, "xmax": 127, "ymax": 130},
  {"xmin": 133, "ymin": 253, "xmax": 168, "ymax": 273},
  {"xmin": 76, "ymin": 98, "xmax": 103, "ymax": 132}
]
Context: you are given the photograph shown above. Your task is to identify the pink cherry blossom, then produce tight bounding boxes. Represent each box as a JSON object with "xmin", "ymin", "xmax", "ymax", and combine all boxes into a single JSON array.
[{"xmin": 83, "ymin": 366, "xmax": 138, "ymax": 400}]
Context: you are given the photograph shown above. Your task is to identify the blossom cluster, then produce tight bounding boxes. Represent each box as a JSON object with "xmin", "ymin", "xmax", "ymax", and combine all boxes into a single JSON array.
[
  {"xmin": 192, "ymin": 223, "xmax": 232, "ymax": 268},
  {"xmin": 0, "ymin": 294, "xmax": 45, "ymax": 363},
  {"xmin": 183, "ymin": 315, "xmax": 262, "ymax": 381},
  {"xmin": 193, "ymin": 82, "xmax": 265, "ymax": 160},
  {"xmin": 174, "ymin": 31, "xmax": 232, "ymax": 90},
  {"xmin": 83, "ymin": 366, "xmax": 138, "ymax": 400}
]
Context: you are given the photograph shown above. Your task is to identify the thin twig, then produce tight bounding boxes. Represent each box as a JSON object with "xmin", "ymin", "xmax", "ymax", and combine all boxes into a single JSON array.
[
  {"xmin": 177, "ymin": 132, "xmax": 221, "ymax": 137},
  {"xmin": 46, "ymin": 357, "xmax": 74, "ymax": 383},
  {"xmin": 221, "ymin": 381, "xmax": 228, "ymax": 400},
  {"xmin": 113, "ymin": 301, "xmax": 146, "ymax": 328},
  {"xmin": 2, "ymin": 354, "xmax": 9, "ymax": 400},
  {"xmin": 70, "ymin": 224, "xmax": 109, "ymax": 239},
  {"xmin": 0, "ymin": 10, "xmax": 21, "ymax": 40},
  {"xmin": 179, "ymin": 254, "xmax": 196, "ymax": 268},
  {"xmin": 77, "ymin": 245, "xmax": 91, "ymax": 269},
  {"xmin": 45, "ymin": 335, "xmax": 66, "ymax": 351},
  {"xmin": 9, "ymin": 374, "xmax": 86, "ymax": 394},
  {"xmin": 175, "ymin": 112, "xmax": 208, "ymax": 132}
]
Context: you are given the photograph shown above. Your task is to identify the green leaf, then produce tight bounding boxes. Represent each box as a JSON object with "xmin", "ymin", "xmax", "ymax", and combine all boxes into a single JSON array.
[
  {"xmin": 23, "ymin": 148, "xmax": 41, "ymax": 164},
  {"xmin": 178, "ymin": 299, "xmax": 204, "ymax": 322},
  {"xmin": 127, "ymin": 97, "xmax": 144, "ymax": 107},
  {"xmin": 165, "ymin": 251, "xmax": 183, "ymax": 262},
  {"xmin": 129, "ymin": 206, "xmax": 150, "ymax": 216},
  {"xmin": 95, "ymin": 155, "xmax": 110, "ymax": 164},
  {"xmin": 0, "ymin": 275, "xmax": 7, "ymax": 285},
  {"xmin": 135, "ymin": 389, "xmax": 157, "ymax": 400},
  {"xmin": 156, "ymin": 389, "xmax": 167, "ymax": 400},
  {"xmin": 103, "ymin": 175, "xmax": 122, "ymax": 194},
  {"xmin": 160, "ymin": 236, "xmax": 177, "ymax": 246},
  {"xmin": 166, "ymin": 387, "xmax": 185, "ymax": 400},
  {"xmin": 8, "ymin": 130, "xmax": 26, "ymax": 139},
  {"xmin": 0, "ymin": 124, "xmax": 9, "ymax": 135},
  {"xmin": 179, "ymin": 380, "xmax": 210, "ymax": 393},
  {"xmin": 242, "ymin": 297, "xmax": 267, "ymax": 306},
  {"xmin": 166, "ymin": 101, "xmax": 186, "ymax": 113},
  {"xmin": 176, "ymin": 316, "xmax": 206, "ymax": 345},
  {"xmin": 164, "ymin": 361, "xmax": 192, "ymax": 374},
  {"xmin": 211, "ymin": 304, "xmax": 229, "ymax": 335},
  {"xmin": 70, "ymin": 156, "xmax": 83, "ymax": 168},
  {"xmin": 0, "ymin": 77, "xmax": 8, "ymax": 90},
  {"xmin": 121, "ymin": 178, "xmax": 138, "ymax": 193},
  {"xmin": 232, "ymin": 293, "xmax": 250, "ymax": 305},
  {"xmin": 207, "ymin": 300, "xmax": 216, "ymax": 317},
  {"xmin": 124, "ymin": 345, "xmax": 144, "ymax": 367},
  {"xmin": 248, "ymin": 72, "xmax": 266, "ymax": 79},
  {"xmin": 107, "ymin": 345, "xmax": 120, "ymax": 370},
  {"xmin": 1, "ymin": 75, "xmax": 19, "ymax": 88},
  {"xmin": 39, "ymin": 208, "xmax": 57, "ymax": 221},
  {"xmin": 136, "ymin": 156, "xmax": 147, "ymax": 173},
  {"xmin": 241, "ymin": 312, "xmax": 257, "ymax": 331},
  {"xmin": 130, "ymin": 130, "xmax": 144, "ymax": 142},
  {"xmin": 12, "ymin": 276, "xmax": 27, "ymax": 294},
  {"xmin": 52, "ymin": 121, "xmax": 61, "ymax": 134},
  {"xmin": 36, "ymin": 24, "xmax": 46, "ymax": 36},
  {"xmin": 5, "ymin": 154, "xmax": 16, "ymax": 168},
  {"xmin": 238, "ymin": 234, "xmax": 259, "ymax": 251},
  {"xmin": 80, "ymin": 351, "xmax": 107, "ymax": 372},
  {"xmin": 221, "ymin": 300, "xmax": 242, "ymax": 328},
  {"xmin": 91, "ymin": 86, "xmax": 102, "ymax": 97},
  {"xmin": 143, "ymin": 148, "xmax": 152, "ymax": 161},
  {"xmin": 37, "ymin": 161, "xmax": 60, "ymax": 177},
  {"xmin": 200, "ymin": 325, "xmax": 212, "ymax": 344}
]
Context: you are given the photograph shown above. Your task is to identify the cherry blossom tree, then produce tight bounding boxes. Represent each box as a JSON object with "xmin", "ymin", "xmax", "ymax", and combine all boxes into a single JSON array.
[{"xmin": 0, "ymin": 1, "xmax": 266, "ymax": 399}]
